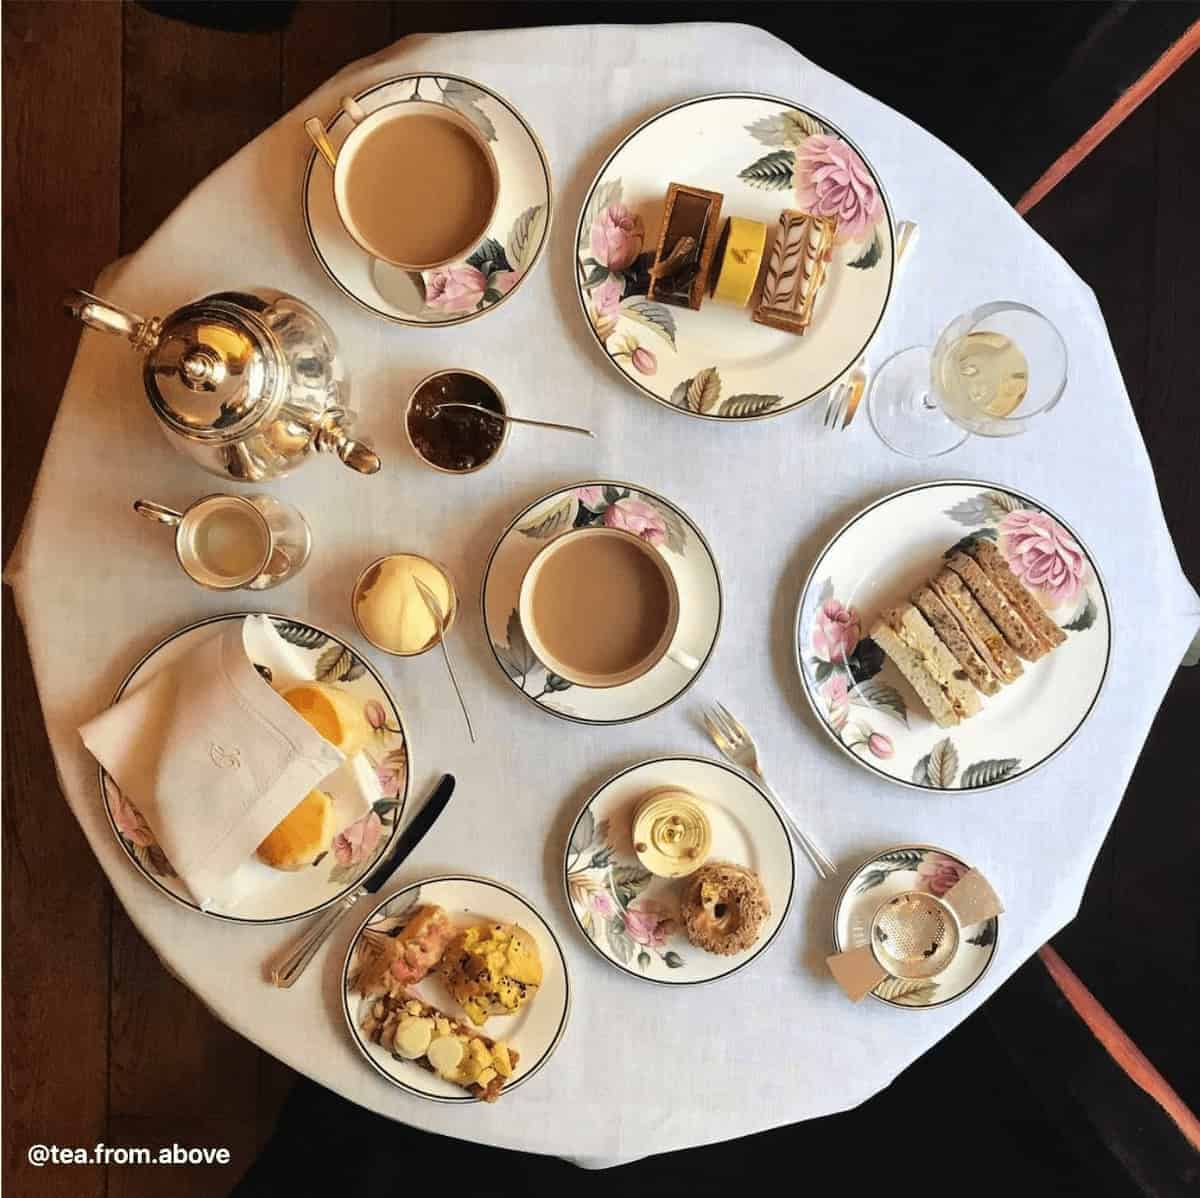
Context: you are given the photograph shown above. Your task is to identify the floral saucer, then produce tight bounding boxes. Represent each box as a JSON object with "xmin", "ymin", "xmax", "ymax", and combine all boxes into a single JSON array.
[
  {"xmin": 99, "ymin": 613, "xmax": 410, "ymax": 924},
  {"xmin": 564, "ymin": 757, "xmax": 795, "ymax": 985},
  {"xmin": 833, "ymin": 844, "xmax": 999, "ymax": 1009},
  {"xmin": 481, "ymin": 481, "xmax": 722, "ymax": 724},
  {"xmin": 574, "ymin": 93, "xmax": 895, "ymax": 420},
  {"xmin": 795, "ymin": 481, "xmax": 1111, "ymax": 792},
  {"xmin": 303, "ymin": 73, "xmax": 552, "ymax": 327},
  {"xmin": 342, "ymin": 875, "xmax": 571, "ymax": 1102}
]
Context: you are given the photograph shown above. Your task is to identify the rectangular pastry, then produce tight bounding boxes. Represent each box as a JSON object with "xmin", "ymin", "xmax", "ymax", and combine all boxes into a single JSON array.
[
  {"xmin": 752, "ymin": 210, "xmax": 837, "ymax": 334},
  {"xmin": 360, "ymin": 992, "xmax": 519, "ymax": 1103},
  {"xmin": 646, "ymin": 182, "xmax": 724, "ymax": 310}
]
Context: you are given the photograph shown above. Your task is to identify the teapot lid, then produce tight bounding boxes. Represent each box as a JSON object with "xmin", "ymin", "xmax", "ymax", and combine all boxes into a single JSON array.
[{"xmin": 145, "ymin": 301, "xmax": 282, "ymax": 440}]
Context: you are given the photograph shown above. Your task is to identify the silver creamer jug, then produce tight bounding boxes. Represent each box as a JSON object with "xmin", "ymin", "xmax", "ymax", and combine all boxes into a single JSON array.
[{"xmin": 65, "ymin": 287, "xmax": 381, "ymax": 482}]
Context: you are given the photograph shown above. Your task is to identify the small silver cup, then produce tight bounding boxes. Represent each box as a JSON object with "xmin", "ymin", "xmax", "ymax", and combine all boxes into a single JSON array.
[{"xmin": 134, "ymin": 493, "xmax": 312, "ymax": 590}]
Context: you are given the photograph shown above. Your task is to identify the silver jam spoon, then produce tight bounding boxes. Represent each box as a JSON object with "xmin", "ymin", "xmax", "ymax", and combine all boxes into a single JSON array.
[{"xmin": 433, "ymin": 402, "xmax": 595, "ymax": 439}]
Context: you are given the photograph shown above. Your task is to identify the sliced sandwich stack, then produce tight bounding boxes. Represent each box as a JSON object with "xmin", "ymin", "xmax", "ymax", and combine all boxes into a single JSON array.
[{"xmin": 869, "ymin": 539, "xmax": 1067, "ymax": 728}]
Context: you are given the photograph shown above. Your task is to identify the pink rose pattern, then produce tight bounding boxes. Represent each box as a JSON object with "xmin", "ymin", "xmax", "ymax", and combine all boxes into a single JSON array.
[
  {"xmin": 999, "ymin": 510, "xmax": 1087, "ymax": 607},
  {"xmin": 602, "ymin": 497, "xmax": 668, "ymax": 546},
  {"xmin": 574, "ymin": 485, "xmax": 607, "ymax": 510},
  {"xmin": 793, "ymin": 134, "xmax": 882, "ymax": 243},
  {"xmin": 811, "ymin": 599, "xmax": 861, "ymax": 664},
  {"xmin": 917, "ymin": 853, "xmax": 970, "ymax": 898},
  {"xmin": 590, "ymin": 203, "xmax": 644, "ymax": 271},
  {"xmin": 111, "ymin": 788, "xmax": 155, "ymax": 848},
  {"xmin": 423, "ymin": 265, "xmax": 488, "ymax": 313},
  {"xmin": 333, "ymin": 810, "xmax": 384, "ymax": 867},
  {"xmin": 821, "ymin": 674, "xmax": 850, "ymax": 732},
  {"xmin": 623, "ymin": 899, "xmax": 674, "ymax": 948}
]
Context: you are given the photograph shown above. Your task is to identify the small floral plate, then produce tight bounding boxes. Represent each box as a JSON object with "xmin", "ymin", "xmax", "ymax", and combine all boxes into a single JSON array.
[
  {"xmin": 575, "ymin": 93, "xmax": 895, "ymax": 420},
  {"xmin": 99, "ymin": 613, "xmax": 410, "ymax": 924},
  {"xmin": 481, "ymin": 481, "xmax": 722, "ymax": 724},
  {"xmin": 342, "ymin": 876, "xmax": 571, "ymax": 1102},
  {"xmin": 303, "ymin": 73, "xmax": 552, "ymax": 327},
  {"xmin": 795, "ymin": 480, "xmax": 1111, "ymax": 792},
  {"xmin": 564, "ymin": 757, "xmax": 795, "ymax": 985},
  {"xmin": 833, "ymin": 844, "xmax": 999, "ymax": 1009}
]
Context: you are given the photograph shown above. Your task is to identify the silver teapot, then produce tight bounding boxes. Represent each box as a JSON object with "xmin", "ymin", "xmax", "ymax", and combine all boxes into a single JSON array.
[{"xmin": 65, "ymin": 287, "xmax": 381, "ymax": 482}]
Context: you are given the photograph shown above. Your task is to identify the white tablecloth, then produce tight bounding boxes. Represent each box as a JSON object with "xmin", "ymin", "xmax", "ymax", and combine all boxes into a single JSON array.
[{"xmin": 8, "ymin": 23, "xmax": 1198, "ymax": 1168}]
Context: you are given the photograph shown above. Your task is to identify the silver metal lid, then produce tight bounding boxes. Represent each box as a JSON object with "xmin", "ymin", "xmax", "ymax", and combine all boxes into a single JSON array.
[{"xmin": 144, "ymin": 301, "xmax": 281, "ymax": 441}]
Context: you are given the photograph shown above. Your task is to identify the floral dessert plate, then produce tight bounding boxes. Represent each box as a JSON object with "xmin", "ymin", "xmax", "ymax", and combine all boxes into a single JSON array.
[
  {"xmin": 833, "ymin": 844, "xmax": 999, "ymax": 1009},
  {"xmin": 342, "ymin": 876, "xmax": 570, "ymax": 1102},
  {"xmin": 565, "ymin": 757, "xmax": 795, "ymax": 985},
  {"xmin": 304, "ymin": 73, "xmax": 551, "ymax": 326},
  {"xmin": 481, "ymin": 481, "xmax": 722, "ymax": 724},
  {"xmin": 796, "ymin": 481, "xmax": 1110, "ymax": 792},
  {"xmin": 575, "ymin": 93, "xmax": 895, "ymax": 420},
  {"xmin": 99, "ymin": 613, "xmax": 410, "ymax": 924}
]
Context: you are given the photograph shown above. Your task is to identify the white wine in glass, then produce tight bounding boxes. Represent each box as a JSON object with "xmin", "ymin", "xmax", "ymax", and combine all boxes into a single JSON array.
[{"xmin": 867, "ymin": 301, "xmax": 1068, "ymax": 458}]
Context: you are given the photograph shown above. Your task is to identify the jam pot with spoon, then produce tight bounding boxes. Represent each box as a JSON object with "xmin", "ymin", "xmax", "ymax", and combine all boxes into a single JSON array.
[{"xmin": 65, "ymin": 287, "xmax": 381, "ymax": 482}]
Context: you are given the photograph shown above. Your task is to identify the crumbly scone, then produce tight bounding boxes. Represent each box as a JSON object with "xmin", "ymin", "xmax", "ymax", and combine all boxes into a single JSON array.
[
  {"xmin": 931, "ymin": 568, "xmax": 1023, "ymax": 684},
  {"xmin": 945, "ymin": 552, "xmax": 1046, "ymax": 662},
  {"xmin": 967, "ymin": 540, "xmax": 1067, "ymax": 653},
  {"xmin": 681, "ymin": 862, "xmax": 770, "ymax": 956},
  {"xmin": 912, "ymin": 584, "xmax": 1000, "ymax": 695},
  {"xmin": 359, "ymin": 993, "xmax": 519, "ymax": 1103},
  {"xmin": 869, "ymin": 618, "xmax": 960, "ymax": 728}
]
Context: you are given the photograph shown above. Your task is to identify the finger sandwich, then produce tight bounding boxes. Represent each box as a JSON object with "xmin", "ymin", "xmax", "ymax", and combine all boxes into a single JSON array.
[{"xmin": 945, "ymin": 551, "xmax": 1047, "ymax": 662}]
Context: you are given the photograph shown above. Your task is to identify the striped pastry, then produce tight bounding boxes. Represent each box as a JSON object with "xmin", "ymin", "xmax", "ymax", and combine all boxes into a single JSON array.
[{"xmin": 752, "ymin": 210, "xmax": 837, "ymax": 333}]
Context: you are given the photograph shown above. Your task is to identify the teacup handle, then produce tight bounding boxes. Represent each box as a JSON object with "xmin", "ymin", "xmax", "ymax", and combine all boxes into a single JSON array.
[
  {"xmin": 133, "ymin": 499, "xmax": 183, "ymax": 527},
  {"xmin": 668, "ymin": 646, "xmax": 701, "ymax": 673},
  {"xmin": 340, "ymin": 96, "xmax": 368, "ymax": 124},
  {"xmin": 303, "ymin": 118, "xmax": 338, "ymax": 169}
]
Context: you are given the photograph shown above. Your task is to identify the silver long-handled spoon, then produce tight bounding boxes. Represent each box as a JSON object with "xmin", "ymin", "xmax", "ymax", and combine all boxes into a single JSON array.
[
  {"xmin": 433, "ymin": 402, "xmax": 595, "ymax": 439},
  {"xmin": 413, "ymin": 576, "xmax": 476, "ymax": 744}
]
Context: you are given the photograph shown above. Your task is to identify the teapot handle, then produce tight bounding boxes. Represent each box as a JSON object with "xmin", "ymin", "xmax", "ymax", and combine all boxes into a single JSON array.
[
  {"xmin": 133, "ymin": 499, "xmax": 183, "ymax": 527},
  {"xmin": 64, "ymin": 290, "xmax": 159, "ymax": 350}
]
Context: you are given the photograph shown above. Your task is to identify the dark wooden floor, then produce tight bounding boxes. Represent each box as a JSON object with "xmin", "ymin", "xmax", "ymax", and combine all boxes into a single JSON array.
[{"xmin": 3, "ymin": 5, "xmax": 1198, "ymax": 1196}]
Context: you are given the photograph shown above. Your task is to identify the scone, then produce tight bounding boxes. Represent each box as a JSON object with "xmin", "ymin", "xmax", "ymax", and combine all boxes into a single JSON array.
[
  {"xmin": 439, "ymin": 923, "xmax": 543, "ymax": 1025},
  {"xmin": 256, "ymin": 788, "xmax": 335, "ymax": 870},
  {"xmin": 681, "ymin": 862, "xmax": 770, "ymax": 956}
]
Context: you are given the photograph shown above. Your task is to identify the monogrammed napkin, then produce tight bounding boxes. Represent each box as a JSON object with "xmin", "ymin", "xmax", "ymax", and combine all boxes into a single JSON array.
[{"xmin": 80, "ymin": 615, "xmax": 346, "ymax": 910}]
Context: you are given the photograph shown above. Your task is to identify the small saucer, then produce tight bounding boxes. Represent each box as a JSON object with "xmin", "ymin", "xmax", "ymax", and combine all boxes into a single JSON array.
[
  {"xmin": 564, "ymin": 757, "xmax": 795, "ymax": 985},
  {"xmin": 481, "ymin": 481, "xmax": 722, "ymax": 724},
  {"xmin": 832, "ymin": 844, "xmax": 999, "ymax": 1009},
  {"xmin": 303, "ymin": 73, "xmax": 552, "ymax": 327}
]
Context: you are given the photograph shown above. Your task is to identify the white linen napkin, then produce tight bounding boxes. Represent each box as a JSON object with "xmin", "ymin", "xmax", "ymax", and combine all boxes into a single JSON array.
[{"xmin": 80, "ymin": 615, "xmax": 346, "ymax": 910}]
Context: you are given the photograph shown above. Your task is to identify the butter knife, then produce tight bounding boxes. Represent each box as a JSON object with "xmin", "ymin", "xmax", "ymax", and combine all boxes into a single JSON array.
[{"xmin": 270, "ymin": 773, "xmax": 455, "ymax": 988}]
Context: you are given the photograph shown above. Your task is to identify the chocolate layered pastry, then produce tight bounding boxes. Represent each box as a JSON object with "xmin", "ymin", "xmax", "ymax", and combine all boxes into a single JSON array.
[
  {"xmin": 646, "ymin": 183, "xmax": 723, "ymax": 310},
  {"xmin": 752, "ymin": 210, "xmax": 837, "ymax": 334}
]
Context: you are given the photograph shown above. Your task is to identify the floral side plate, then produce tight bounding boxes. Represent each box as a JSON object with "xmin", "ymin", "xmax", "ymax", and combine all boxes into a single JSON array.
[
  {"xmin": 100, "ymin": 613, "xmax": 410, "ymax": 924},
  {"xmin": 481, "ymin": 481, "xmax": 722, "ymax": 724},
  {"xmin": 833, "ymin": 844, "xmax": 999, "ymax": 1009},
  {"xmin": 795, "ymin": 481, "xmax": 1111, "ymax": 791},
  {"xmin": 564, "ymin": 757, "xmax": 795, "ymax": 986},
  {"xmin": 574, "ymin": 93, "xmax": 895, "ymax": 420},
  {"xmin": 304, "ymin": 73, "xmax": 551, "ymax": 327},
  {"xmin": 342, "ymin": 876, "xmax": 570, "ymax": 1102}
]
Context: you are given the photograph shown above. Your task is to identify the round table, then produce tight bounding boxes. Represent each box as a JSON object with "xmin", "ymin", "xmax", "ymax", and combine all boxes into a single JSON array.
[{"xmin": 7, "ymin": 22, "xmax": 1198, "ymax": 1168}]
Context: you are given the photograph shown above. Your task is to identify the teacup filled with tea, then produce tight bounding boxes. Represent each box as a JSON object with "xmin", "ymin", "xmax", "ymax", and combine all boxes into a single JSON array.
[
  {"xmin": 518, "ymin": 528, "xmax": 699, "ymax": 688},
  {"xmin": 306, "ymin": 95, "xmax": 499, "ymax": 271}
]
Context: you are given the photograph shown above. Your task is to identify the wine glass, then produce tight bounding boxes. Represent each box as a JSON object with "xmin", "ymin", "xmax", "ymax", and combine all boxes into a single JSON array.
[{"xmin": 866, "ymin": 301, "xmax": 1068, "ymax": 457}]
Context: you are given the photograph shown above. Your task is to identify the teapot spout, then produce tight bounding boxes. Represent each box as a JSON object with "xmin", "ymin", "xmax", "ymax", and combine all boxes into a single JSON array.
[{"xmin": 64, "ymin": 289, "xmax": 160, "ymax": 351}]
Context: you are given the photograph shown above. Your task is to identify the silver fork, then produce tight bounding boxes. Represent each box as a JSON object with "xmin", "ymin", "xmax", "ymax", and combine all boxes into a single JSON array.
[
  {"xmin": 823, "ymin": 219, "xmax": 920, "ymax": 431},
  {"xmin": 701, "ymin": 702, "xmax": 835, "ymax": 880}
]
